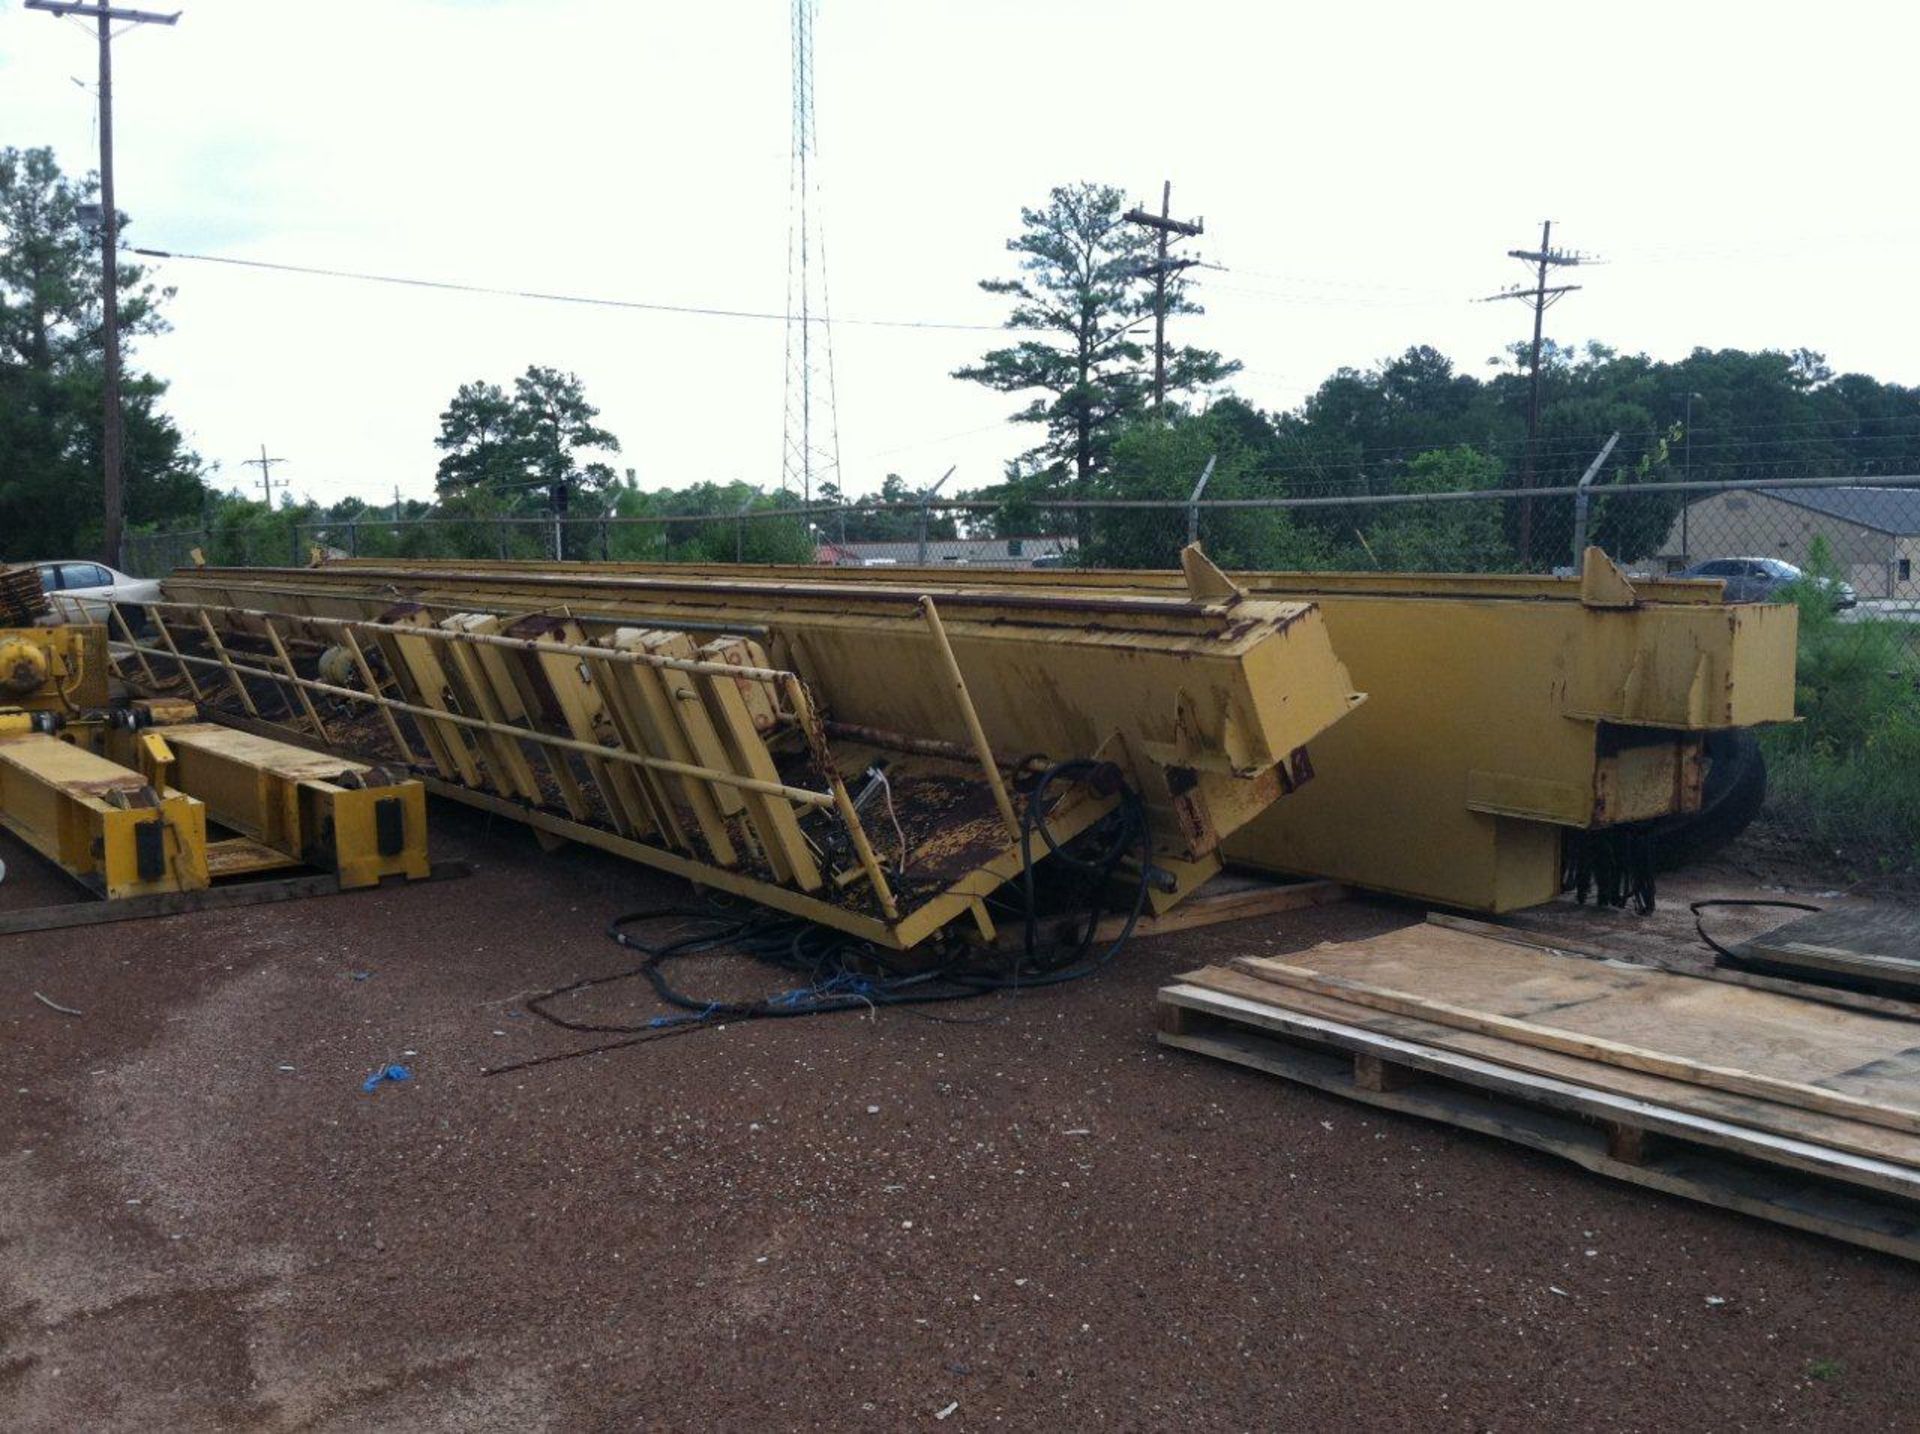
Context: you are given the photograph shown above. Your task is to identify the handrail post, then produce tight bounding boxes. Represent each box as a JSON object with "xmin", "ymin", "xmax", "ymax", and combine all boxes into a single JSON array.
[{"xmin": 918, "ymin": 595, "xmax": 1021, "ymax": 845}]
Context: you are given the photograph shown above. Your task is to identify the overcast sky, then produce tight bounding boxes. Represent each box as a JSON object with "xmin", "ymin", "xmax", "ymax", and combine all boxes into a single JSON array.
[{"xmin": 5, "ymin": 0, "xmax": 1919, "ymax": 506}]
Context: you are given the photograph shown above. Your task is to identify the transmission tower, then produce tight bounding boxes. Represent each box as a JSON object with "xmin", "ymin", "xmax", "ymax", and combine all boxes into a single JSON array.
[
  {"xmin": 781, "ymin": 0, "xmax": 841, "ymax": 511},
  {"xmin": 1481, "ymin": 219, "xmax": 1590, "ymax": 564}
]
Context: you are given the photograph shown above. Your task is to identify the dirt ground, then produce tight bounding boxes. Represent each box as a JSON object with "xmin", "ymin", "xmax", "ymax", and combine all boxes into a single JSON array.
[{"xmin": 3, "ymin": 805, "xmax": 1917, "ymax": 1432}]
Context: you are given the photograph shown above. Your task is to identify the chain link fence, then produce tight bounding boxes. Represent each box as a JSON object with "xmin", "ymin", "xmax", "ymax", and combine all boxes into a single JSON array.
[{"xmin": 119, "ymin": 476, "xmax": 1920, "ymax": 877}]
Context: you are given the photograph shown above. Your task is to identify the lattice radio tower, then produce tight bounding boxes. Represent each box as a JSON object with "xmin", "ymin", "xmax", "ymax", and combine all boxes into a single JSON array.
[{"xmin": 781, "ymin": 0, "xmax": 841, "ymax": 509}]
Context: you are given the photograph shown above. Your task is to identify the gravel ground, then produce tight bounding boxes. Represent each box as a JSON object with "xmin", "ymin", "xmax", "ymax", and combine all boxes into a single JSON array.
[{"xmin": 2, "ymin": 804, "xmax": 1917, "ymax": 1432}]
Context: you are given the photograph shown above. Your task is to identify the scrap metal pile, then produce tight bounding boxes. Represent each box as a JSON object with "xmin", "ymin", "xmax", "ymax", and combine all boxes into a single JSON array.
[{"xmin": 123, "ymin": 549, "xmax": 1362, "ymax": 949}]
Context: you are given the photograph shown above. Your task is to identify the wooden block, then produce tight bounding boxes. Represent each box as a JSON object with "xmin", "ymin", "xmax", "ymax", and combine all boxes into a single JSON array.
[
  {"xmin": 1604, "ymin": 1120, "xmax": 1647, "ymax": 1165},
  {"xmin": 1354, "ymin": 1052, "xmax": 1415, "ymax": 1092}
]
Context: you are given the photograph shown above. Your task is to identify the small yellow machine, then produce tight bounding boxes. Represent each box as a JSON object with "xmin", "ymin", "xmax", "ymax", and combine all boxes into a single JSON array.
[
  {"xmin": 0, "ymin": 624, "xmax": 109, "ymax": 713},
  {"xmin": 0, "ymin": 617, "xmax": 435, "ymax": 926}
]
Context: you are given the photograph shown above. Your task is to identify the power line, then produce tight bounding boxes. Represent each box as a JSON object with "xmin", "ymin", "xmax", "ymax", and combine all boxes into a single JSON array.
[{"xmin": 127, "ymin": 246, "xmax": 1026, "ymax": 333}]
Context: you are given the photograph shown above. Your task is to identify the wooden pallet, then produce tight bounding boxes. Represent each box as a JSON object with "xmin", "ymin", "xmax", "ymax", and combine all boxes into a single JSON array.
[{"xmin": 1159, "ymin": 926, "xmax": 1920, "ymax": 1263}]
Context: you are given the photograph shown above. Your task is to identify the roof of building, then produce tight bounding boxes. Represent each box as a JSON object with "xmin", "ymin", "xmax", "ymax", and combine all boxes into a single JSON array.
[{"xmin": 1731, "ymin": 486, "xmax": 1920, "ymax": 535}]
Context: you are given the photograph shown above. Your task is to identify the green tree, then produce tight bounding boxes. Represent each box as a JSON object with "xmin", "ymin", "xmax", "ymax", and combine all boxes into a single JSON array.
[
  {"xmin": 433, "ymin": 365, "xmax": 620, "ymax": 516},
  {"xmin": 432, "ymin": 381, "xmax": 524, "ymax": 494},
  {"xmin": 514, "ymin": 365, "xmax": 620, "ymax": 516},
  {"xmin": 0, "ymin": 145, "xmax": 204, "ymax": 560},
  {"xmin": 431, "ymin": 365, "xmax": 621, "ymax": 558},
  {"xmin": 1362, "ymin": 447, "xmax": 1512, "ymax": 571},
  {"xmin": 956, "ymin": 183, "xmax": 1237, "ymax": 515},
  {"xmin": 1084, "ymin": 406, "xmax": 1326, "ymax": 570}
]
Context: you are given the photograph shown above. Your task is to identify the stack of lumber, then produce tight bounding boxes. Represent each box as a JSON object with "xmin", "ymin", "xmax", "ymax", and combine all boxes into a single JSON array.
[
  {"xmin": 1160, "ymin": 923, "xmax": 1920, "ymax": 1261},
  {"xmin": 1728, "ymin": 906, "xmax": 1920, "ymax": 999},
  {"xmin": 0, "ymin": 564, "xmax": 49, "ymax": 626}
]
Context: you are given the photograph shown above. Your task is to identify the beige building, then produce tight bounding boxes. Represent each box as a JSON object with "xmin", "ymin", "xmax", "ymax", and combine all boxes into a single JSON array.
[{"xmin": 1656, "ymin": 487, "xmax": 1920, "ymax": 598}]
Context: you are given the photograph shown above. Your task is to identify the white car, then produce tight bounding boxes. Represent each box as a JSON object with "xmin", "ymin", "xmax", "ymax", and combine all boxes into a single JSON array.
[{"xmin": 35, "ymin": 560, "xmax": 161, "ymax": 625}]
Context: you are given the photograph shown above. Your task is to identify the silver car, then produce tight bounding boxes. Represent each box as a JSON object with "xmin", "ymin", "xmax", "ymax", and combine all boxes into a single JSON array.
[
  {"xmin": 35, "ymin": 560, "xmax": 162, "ymax": 624},
  {"xmin": 1678, "ymin": 556, "xmax": 1857, "ymax": 609}
]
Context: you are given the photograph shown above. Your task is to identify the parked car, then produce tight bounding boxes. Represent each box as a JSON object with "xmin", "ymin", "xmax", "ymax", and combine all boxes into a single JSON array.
[
  {"xmin": 34, "ymin": 560, "xmax": 161, "ymax": 626},
  {"xmin": 1677, "ymin": 556, "xmax": 1856, "ymax": 609}
]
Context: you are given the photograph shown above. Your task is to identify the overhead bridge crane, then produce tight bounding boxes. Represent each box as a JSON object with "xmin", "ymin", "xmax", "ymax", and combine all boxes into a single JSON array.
[
  {"xmin": 141, "ymin": 545, "xmax": 1798, "ymax": 918},
  {"xmin": 109, "ymin": 549, "xmax": 1363, "ymax": 949}
]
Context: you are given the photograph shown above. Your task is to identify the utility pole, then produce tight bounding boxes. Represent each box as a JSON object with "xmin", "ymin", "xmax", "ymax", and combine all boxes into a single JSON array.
[
  {"xmin": 1124, "ymin": 181, "xmax": 1204, "ymax": 415},
  {"xmin": 25, "ymin": 1, "xmax": 181, "ymax": 570},
  {"xmin": 242, "ymin": 444, "xmax": 287, "ymax": 508},
  {"xmin": 1480, "ymin": 220, "xmax": 1588, "ymax": 565}
]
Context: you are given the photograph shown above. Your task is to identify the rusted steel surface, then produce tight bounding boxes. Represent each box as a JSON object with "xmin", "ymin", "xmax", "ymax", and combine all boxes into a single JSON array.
[
  {"xmin": 132, "ymin": 573, "xmax": 1364, "ymax": 946},
  {"xmin": 185, "ymin": 553, "xmax": 1802, "ymax": 915}
]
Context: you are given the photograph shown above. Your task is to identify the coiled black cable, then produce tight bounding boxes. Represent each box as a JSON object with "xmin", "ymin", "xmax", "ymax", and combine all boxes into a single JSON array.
[{"xmin": 485, "ymin": 759, "xmax": 1157, "ymax": 1075}]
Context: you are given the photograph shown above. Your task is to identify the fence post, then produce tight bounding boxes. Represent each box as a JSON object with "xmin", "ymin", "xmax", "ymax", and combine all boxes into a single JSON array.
[
  {"xmin": 1569, "ymin": 432, "xmax": 1621, "ymax": 567},
  {"xmin": 290, "ymin": 524, "xmax": 304, "ymax": 567},
  {"xmin": 918, "ymin": 464, "xmax": 958, "ymax": 565},
  {"xmin": 736, "ymin": 497, "xmax": 753, "ymax": 563},
  {"xmin": 600, "ymin": 518, "xmax": 610, "ymax": 562},
  {"xmin": 1187, "ymin": 454, "xmax": 1218, "ymax": 548}
]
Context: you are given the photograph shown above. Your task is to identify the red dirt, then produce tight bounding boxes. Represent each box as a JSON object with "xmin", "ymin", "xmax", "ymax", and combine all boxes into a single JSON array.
[{"xmin": 2, "ymin": 805, "xmax": 1916, "ymax": 1430}]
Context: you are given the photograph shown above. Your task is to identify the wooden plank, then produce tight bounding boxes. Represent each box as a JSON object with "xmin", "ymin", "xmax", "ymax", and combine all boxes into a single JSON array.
[
  {"xmin": 1430, "ymin": 911, "xmax": 1920, "ymax": 1021},
  {"xmin": 1233, "ymin": 924, "xmax": 1920, "ymax": 1121},
  {"xmin": 0, "ymin": 860, "xmax": 472, "ymax": 938},
  {"xmin": 1231, "ymin": 954, "xmax": 1920, "ymax": 1139},
  {"xmin": 203, "ymin": 837, "xmax": 300, "ymax": 879},
  {"xmin": 1156, "ymin": 992, "xmax": 1920, "ymax": 1265},
  {"xmin": 1163, "ymin": 981, "xmax": 1920, "ymax": 1196},
  {"xmin": 1748, "ymin": 907, "xmax": 1920, "ymax": 970},
  {"xmin": 1179, "ymin": 964, "xmax": 1920, "ymax": 1178}
]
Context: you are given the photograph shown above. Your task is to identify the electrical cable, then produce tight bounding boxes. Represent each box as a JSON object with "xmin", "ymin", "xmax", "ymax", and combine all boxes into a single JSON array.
[
  {"xmin": 129, "ymin": 246, "xmax": 1032, "ymax": 334},
  {"xmin": 1689, "ymin": 897, "xmax": 1824, "ymax": 963},
  {"xmin": 484, "ymin": 759, "xmax": 1154, "ymax": 1074}
]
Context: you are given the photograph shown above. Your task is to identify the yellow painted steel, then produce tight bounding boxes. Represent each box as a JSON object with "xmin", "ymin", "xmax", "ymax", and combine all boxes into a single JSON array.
[
  {"xmin": 195, "ymin": 549, "xmax": 1802, "ymax": 914},
  {"xmin": 0, "ymin": 733, "xmax": 209, "ymax": 899},
  {"xmin": 0, "ymin": 624, "xmax": 109, "ymax": 712},
  {"xmin": 141, "ymin": 564, "xmax": 1366, "ymax": 945},
  {"xmin": 101, "ymin": 722, "xmax": 428, "ymax": 889}
]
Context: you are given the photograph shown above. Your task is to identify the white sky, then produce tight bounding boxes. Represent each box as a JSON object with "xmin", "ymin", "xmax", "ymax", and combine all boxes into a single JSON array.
[{"xmin": 4, "ymin": 0, "xmax": 1918, "ymax": 506}]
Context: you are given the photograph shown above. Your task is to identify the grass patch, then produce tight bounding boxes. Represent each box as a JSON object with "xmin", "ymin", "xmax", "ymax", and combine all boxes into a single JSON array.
[{"xmin": 1759, "ymin": 561, "xmax": 1920, "ymax": 872}]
